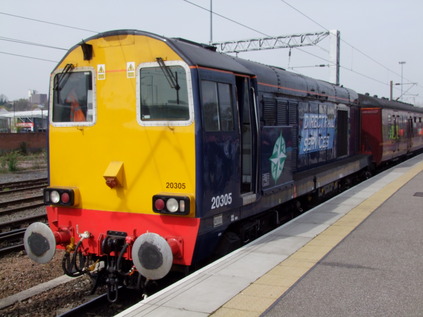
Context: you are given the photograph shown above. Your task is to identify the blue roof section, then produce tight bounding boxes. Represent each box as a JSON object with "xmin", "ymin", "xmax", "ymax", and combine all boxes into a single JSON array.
[
  {"xmin": 168, "ymin": 37, "xmax": 254, "ymax": 75},
  {"xmin": 358, "ymin": 93, "xmax": 423, "ymax": 112},
  {"xmin": 167, "ymin": 35, "xmax": 358, "ymax": 105},
  {"xmin": 64, "ymin": 29, "xmax": 358, "ymax": 104}
]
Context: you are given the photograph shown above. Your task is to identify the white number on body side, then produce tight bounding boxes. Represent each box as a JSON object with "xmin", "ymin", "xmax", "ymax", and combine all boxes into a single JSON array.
[{"xmin": 211, "ymin": 193, "xmax": 233, "ymax": 210}]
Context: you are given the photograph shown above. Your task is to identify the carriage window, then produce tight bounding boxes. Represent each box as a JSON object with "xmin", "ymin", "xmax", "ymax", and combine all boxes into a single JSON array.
[
  {"xmin": 201, "ymin": 81, "xmax": 234, "ymax": 131},
  {"xmin": 140, "ymin": 66, "xmax": 189, "ymax": 121},
  {"xmin": 52, "ymin": 71, "xmax": 94, "ymax": 123}
]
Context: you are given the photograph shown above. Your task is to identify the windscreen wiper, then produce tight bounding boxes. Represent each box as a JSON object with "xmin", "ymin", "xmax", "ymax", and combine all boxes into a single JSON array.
[
  {"xmin": 156, "ymin": 57, "xmax": 180, "ymax": 104},
  {"xmin": 156, "ymin": 57, "xmax": 180, "ymax": 91},
  {"xmin": 54, "ymin": 63, "xmax": 74, "ymax": 91}
]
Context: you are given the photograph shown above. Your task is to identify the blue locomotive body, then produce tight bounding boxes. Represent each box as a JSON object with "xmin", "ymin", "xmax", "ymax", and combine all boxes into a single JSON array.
[{"xmin": 167, "ymin": 38, "xmax": 373, "ymax": 261}]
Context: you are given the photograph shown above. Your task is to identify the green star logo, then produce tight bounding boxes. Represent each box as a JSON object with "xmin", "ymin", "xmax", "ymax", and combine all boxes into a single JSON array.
[{"xmin": 269, "ymin": 132, "xmax": 287, "ymax": 183}]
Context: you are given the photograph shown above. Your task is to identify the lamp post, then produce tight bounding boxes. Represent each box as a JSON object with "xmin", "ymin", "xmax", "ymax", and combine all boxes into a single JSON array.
[
  {"xmin": 209, "ymin": 0, "xmax": 213, "ymax": 44},
  {"xmin": 399, "ymin": 61, "xmax": 406, "ymax": 100}
]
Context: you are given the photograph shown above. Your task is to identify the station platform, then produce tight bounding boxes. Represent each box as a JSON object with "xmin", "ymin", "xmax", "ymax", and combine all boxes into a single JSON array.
[{"xmin": 117, "ymin": 154, "xmax": 423, "ymax": 317}]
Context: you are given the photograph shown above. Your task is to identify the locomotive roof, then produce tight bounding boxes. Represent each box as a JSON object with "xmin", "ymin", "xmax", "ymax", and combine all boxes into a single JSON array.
[
  {"xmin": 71, "ymin": 30, "xmax": 360, "ymax": 104},
  {"xmin": 358, "ymin": 93, "xmax": 423, "ymax": 113},
  {"xmin": 168, "ymin": 34, "xmax": 358, "ymax": 105}
]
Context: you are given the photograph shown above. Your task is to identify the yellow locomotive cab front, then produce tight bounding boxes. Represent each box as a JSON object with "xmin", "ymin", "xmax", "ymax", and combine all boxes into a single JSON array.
[
  {"xmin": 48, "ymin": 33, "xmax": 196, "ymax": 216},
  {"xmin": 25, "ymin": 31, "xmax": 200, "ymax": 288}
]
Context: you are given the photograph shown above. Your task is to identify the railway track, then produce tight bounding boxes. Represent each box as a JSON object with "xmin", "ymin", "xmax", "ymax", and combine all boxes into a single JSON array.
[
  {"xmin": 0, "ymin": 195, "xmax": 44, "ymax": 216},
  {"xmin": 0, "ymin": 178, "xmax": 47, "ymax": 217},
  {"xmin": 0, "ymin": 215, "xmax": 48, "ymax": 255},
  {"xmin": 0, "ymin": 214, "xmax": 47, "ymax": 232},
  {"xmin": 0, "ymin": 178, "xmax": 48, "ymax": 255},
  {"xmin": 2, "ymin": 159, "xmax": 421, "ymax": 316},
  {"xmin": 58, "ymin": 288, "xmax": 141, "ymax": 317},
  {"xmin": 0, "ymin": 178, "xmax": 48, "ymax": 194},
  {"xmin": 0, "ymin": 228, "xmax": 26, "ymax": 255}
]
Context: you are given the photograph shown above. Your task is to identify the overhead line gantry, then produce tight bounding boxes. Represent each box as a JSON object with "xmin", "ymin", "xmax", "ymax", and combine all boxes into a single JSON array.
[{"xmin": 212, "ymin": 30, "xmax": 340, "ymax": 85}]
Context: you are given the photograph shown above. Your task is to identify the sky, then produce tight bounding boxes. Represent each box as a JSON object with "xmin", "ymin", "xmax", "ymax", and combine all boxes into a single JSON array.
[{"xmin": 1, "ymin": 0, "xmax": 422, "ymax": 106}]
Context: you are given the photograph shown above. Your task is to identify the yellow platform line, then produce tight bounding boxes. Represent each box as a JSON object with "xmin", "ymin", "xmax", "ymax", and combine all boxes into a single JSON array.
[{"xmin": 211, "ymin": 161, "xmax": 423, "ymax": 317}]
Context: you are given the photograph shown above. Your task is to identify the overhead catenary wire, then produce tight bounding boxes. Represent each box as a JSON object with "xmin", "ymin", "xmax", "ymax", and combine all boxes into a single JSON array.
[
  {"xmin": 279, "ymin": 0, "xmax": 415, "ymax": 87},
  {"xmin": 1, "ymin": 3, "xmax": 382, "ymax": 87},
  {"xmin": 0, "ymin": 51, "xmax": 58, "ymax": 63},
  {"xmin": 280, "ymin": 1, "xmax": 423, "ymax": 95},
  {"xmin": 182, "ymin": 0, "xmax": 270, "ymax": 38},
  {"xmin": 0, "ymin": 11, "xmax": 90, "ymax": 66},
  {"xmin": 0, "ymin": 11, "xmax": 98, "ymax": 33},
  {"xmin": 182, "ymin": 0, "xmax": 334, "ymax": 65},
  {"xmin": 0, "ymin": 36, "xmax": 68, "ymax": 51},
  {"xmin": 1, "ymin": 4, "xmax": 420, "ymax": 98},
  {"xmin": 279, "ymin": 0, "xmax": 329, "ymax": 32},
  {"xmin": 340, "ymin": 65, "xmax": 388, "ymax": 86},
  {"xmin": 183, "ymin": 0, "xmax": 395, "ymax": 90},
  {"xmin": 184, "ymin": 0, "xmax": 418, "ymax": 95}
]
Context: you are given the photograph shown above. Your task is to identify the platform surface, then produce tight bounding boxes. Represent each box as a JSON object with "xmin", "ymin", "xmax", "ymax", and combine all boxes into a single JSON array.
[
  {"xmin": 117, "ymin": 154, "xmax": 423, "ymax": 317},
  {"xmin": 263, "ymin": 158, "xmax": 423, "ymax": 317}
]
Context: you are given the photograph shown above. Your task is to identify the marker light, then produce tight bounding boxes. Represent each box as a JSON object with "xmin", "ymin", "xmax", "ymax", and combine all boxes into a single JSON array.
[
  {"xmin": 154, "ymin": 198, "xmax": 165, "ymax": 211},
  {"xmin": 179, "ymin": 200, "xmax": 185, "ymax": 212},
  {"xmin": 152, "ymin": 195, "xmax": 191, "ymax": 215},
  {"xmin": 44, "ymin": 187, "xmax": 79, "ymax": 207},
  {"xmin": 61, "ymin": 192, "xmax": 70, "ymax": 204}
]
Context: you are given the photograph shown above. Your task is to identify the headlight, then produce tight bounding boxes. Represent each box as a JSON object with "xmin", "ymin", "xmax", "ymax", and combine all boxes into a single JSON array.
[
  {"xmin": 50, "ymin": 190, "xmax": 61, "ymax": 204},
  {"xmin": 166, "ymin": 198, "xmax": 179, "ymax": 213}
]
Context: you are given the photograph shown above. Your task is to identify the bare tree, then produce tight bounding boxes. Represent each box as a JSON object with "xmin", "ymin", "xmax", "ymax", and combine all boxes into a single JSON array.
[
  {"xmin": 14, "ymin": 98, "xmax": 31, "ymax": 111},
  {"xmin": 0, "ymin": 94, "xmax": 8, "ymax": 105}
]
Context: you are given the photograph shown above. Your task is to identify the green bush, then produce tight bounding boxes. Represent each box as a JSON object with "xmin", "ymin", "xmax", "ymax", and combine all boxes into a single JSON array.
[
  {"xmin": 19, "ymin": 142, "xmax": 28, "ymax": 155},
  {"xmin": 0, "ymin": 151, "xmax": 19, "ymax": 172}
]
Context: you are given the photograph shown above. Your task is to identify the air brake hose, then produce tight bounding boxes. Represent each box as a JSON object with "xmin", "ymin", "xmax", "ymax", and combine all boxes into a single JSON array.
[
  {"xmin": 62, "ymin": 239, "xmax": 85, "ymax": 277},
  {"xmin": 117, "ymin": 243, "xmax": 130, "ymax": 276}
]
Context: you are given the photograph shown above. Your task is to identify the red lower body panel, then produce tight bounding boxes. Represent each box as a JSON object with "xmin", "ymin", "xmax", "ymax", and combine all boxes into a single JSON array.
[{"xmin": 46, "ymin": 206, "xmax": 200, "ymax": 265}]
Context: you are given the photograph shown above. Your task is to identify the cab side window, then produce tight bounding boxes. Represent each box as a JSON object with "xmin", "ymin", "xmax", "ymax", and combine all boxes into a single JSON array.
[
  {"xmin": 201, "ymin": 81, "xmax": 234, "ymax": 131},
  {"xmin": 140, "ymin": 65, "xmax": 189, "ymax": 121},
  {"xmin": 52, "ymin": 71, "xmax": 94, "ymax": 124}
]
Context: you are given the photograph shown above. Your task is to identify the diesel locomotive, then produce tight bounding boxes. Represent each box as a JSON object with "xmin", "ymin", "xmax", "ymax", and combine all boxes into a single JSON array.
[{"xmin": 24, "ymin": 30, "xmax": 423, "ymax": 299}]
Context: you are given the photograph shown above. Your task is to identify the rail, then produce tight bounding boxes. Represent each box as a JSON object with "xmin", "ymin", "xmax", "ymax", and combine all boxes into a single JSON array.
[
  {"xmin": 57, "ymin": 287, "xmax": 140, "ymax": 317},
  {"xmin": 0, "ymin": 178, "xmax": 48, "ymax": 194},
  {"xmin": 0, "ymin": 195, "xmax": 44, "ymax": 215}
]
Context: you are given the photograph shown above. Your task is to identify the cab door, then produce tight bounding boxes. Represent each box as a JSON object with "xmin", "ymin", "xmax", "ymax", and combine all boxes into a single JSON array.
[
  {"xmin": 236, "ymin": 76, "xmax": 259, "ymax": 205},
  {"xmin": 406, "ymin": 118, "xmax": 413, "ymax": 151},
  {"xmin": 199, "ymin": 71, "xmax": 259, "ymax": 220},
  {"xmin": 200, "ymin": 71, "xmax": 240, "ymax": 217}
]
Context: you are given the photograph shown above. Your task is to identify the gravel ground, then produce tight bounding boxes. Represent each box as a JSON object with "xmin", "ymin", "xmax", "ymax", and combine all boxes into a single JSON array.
[
  {"xmin": 0, "ymin": 250, "xmax": 95, "ymax": 317},
  {"xmin": 0, "ymin": 251, "xmax": 65, "ymax": 299},
  {"xmin": 0, "ymin": 165, "xmax": 99, "ymax": 316},
  {"xmin": 0, "ymin": 159, "xmax": 48, "ymax": 224},
  {"xmin": 0, "ymin": 251, "xmax": 94, "ymax": 316},
  {"xmin": 0, "ymin": 195, "xmax": 46, "ymax": 225},
  {"xmin": 0, "ymin": 169, "xmax": 47, "ymax": 185}
]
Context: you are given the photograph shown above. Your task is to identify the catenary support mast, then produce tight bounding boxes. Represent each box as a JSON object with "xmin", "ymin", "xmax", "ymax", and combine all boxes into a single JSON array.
[{"xmin": 213, "ymin": 30, "xmax": 340, "ymax": 85}]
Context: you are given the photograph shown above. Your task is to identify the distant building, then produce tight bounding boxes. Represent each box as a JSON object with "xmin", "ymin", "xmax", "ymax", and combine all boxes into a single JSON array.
[
  {"xmin": 0, "ymin": 109, "xmax": 48, "ymax": 132},
  {"xmin": 28, "ymin": 90, "xmax": 47, "ymax": 106},
  {"xmin": 0, "ymin": 108, "xmax": 10, "ymax": 132}
]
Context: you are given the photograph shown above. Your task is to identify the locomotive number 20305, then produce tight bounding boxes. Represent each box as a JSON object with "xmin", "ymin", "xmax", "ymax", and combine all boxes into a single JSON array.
[
  {"xmin": 165, "ymin": 182, "xmax": 186, "ymax": 189},
  {"xmin": 211, "ymin": 193, "xmax": 233, "ymax": 210}
]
